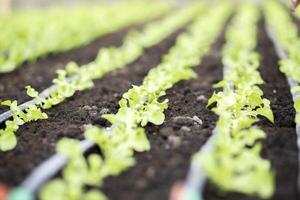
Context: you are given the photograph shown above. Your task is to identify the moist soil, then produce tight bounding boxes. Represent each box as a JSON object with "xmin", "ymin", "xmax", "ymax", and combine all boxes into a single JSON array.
[
  {"xmin": 0, "ymin": 19, "xmax": 299, "ymax": 200},
  {"xmin": 0, "ymin": 25, "xmax": 185, "ymax": 185}
]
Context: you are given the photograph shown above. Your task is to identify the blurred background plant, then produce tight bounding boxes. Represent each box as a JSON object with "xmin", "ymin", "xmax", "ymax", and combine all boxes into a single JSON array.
[
  {"xmin": 1, "ymin": 0, "xmax": 117, "ymax": 13},
  {"xmin": 0, "ymin": 0, "xmax": 189, "ymax": 15}
]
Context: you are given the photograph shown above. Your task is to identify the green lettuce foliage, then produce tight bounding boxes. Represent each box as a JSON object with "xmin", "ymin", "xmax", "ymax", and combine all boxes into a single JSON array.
[
  {"xmin": 0, "ymin": 100, "xmax": 47, "ymax": 151},
  {"xmin": 26, "ymin": 3, "xmax": 204, "ymax": 109},
  {"xmin": 194, "ymin": 3, "xmax": 275, "ymax": 198},
  {"xmin": 0, "ymin": 1, "xmax": 170, "ymax": 72},
  {"xmin": 40, "ymin": 3, "xmax": 233, "ymax": 200},
  {"xmin": 40, "ymin": 137, "xmax": 108, "ymax": 200},
  {"xmin": 0, "ymin": 3, "xmax": 204, "ymax": 151},
  {"xmin": 264, "ymin": 0, "xmax": 300, "ymax": 125}
]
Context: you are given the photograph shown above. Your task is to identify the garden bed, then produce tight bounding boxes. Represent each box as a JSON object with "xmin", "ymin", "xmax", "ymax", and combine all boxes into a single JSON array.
[{"xmin": 0, "ymin": 15, "xmax": 299, "ymax": 200}]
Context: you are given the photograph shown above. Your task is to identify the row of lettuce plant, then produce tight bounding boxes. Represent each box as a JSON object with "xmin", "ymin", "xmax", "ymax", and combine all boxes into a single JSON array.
[
  {"xmin": 191, "ymin": 3, "xmax": 275, "ymax": 199},
  {"xmin": 0, "ymin": 3, "xmax": 205, "ymax": 151},
  {"xmin": 265, "ymin": 0, "xmax": 300, "ymax": 124},
  {"xmin": 37, "ymin": 3, "xmax": 233, "ymax": 200},
  {"xmin": 0, "ymin": 1, "xmax": 169, "ymax": 72},
  {"xmin": 264, "ymin": 0, "xmax": 300, "ymax": 192}
]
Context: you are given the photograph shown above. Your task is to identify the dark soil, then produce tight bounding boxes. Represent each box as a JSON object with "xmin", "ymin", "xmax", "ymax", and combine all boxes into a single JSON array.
[
  {"xmin": 102, "ymin": 25, "xmax": 224, "ymax": 200},
  {"xmin": 0, "ymin": 26, "xmax": 184, "ymax": 186},
  {"xmin": 0, "ymin": 19, "xmax": 298, "ymax": 200},
  {"xmin": 258, "ymin": 20, "xmax": 298, "ymax": 200}
]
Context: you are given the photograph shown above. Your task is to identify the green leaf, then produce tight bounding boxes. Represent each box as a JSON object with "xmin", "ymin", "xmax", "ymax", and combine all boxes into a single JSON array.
[
  {"xmin": 141, "ymin": 103, "xmax": 166, "ymax": 126},
  {"xmin": 207, "ymin": 92, "xmax": 221, "ymax": 107},
  {"xmin": 105, "ymin": 153, "xmax": 135, "ymax": 176},
  {"xmin": 295, "ymin": 113, "xmax": 300, "ymax": 124},
  {"xmin": 40, "ymin": 179, "xmax": 66, "ymax": 200},
  {"xmin": 84, "ymin": 190, "xmax": 107, "ymax": 200},
  {"xmin": 86, "ymin": 154, "xmax": 104, "ymax": 185},
  {"xmin": 1, "ymin": 100, "xmax": 12, "ymax": 106},
  {"xmin": 291, "ymin": 86, "xmax": 300, "ymax": 94},
  {"xmin": 128, "ymin": 128, "xmax": 150, "ymax": 152},
  {"xmin": 56, "ymin": 138, "xmax": 82, "ymax": 158},
  {"xmin": 65, "ymin": 62, "xmax": 79, "ymax": 75},
  {"xmin": 0, "ymin": 131, "xmax": 17, "ymax": 151},
  {"xmin": 25, "ymin": 85, "xmax": 39, "ymax": 98},
  {"xmin": 25, "ymin": 106, "xmax": 48, "ymax": 122},
  {"xmin": 294, "ymin": 99, "xmax": 300, "ymax": 112},
  {"xmin": 256, "ymin": 99, "xmax": 274, "ymax": 123}
]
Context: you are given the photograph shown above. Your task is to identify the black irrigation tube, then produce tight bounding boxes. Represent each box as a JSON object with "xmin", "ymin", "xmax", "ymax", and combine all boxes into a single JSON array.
[
  {"xmin": 185, "ymin": 131, "xmax": 217, "ymax": 200},
  {"xmin": 8, "ymin": 139, "xmax": 96, "ymax": 200},
  {"xmin": 20, "ymin": 139, "xmax": 94, "ymax": 195},
  {"xmin": 265, "ymin": 24, "xmax": 300, "ymax": 193}
]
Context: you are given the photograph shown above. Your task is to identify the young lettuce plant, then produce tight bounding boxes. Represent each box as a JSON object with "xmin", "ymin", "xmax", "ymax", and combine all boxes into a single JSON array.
[
  {"xmin": 0, "ymin": 101, "xmax": 47, "ymax": 151},
  {"xmin": 265, "ymin": 0, "xmax": 300, "ymax": 192},
  {"xmin": 193, "ymin": 3, "xmax": 274, "ymax": 198},
  {"xmin": 40, "ymin": 137, "xmax": 108, "ymax": 200},
  {"xmin": 40, "ymin": 3, "xmax": 233, "ymax": 200},
  {"xmin": 0, "ymin": 3, "xmax": 205, "ymax": 151},
  {"xmin": 265, "ymin": 0, "xmax": 300, "ymax": 124}
]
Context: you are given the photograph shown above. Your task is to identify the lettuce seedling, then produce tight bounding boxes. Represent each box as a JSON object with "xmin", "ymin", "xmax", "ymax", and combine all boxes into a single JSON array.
[
  {"xmin": 194, "ymin": 3, "xmax": 275, "ymax": 198},
  {"xmin": 0, "ymin": 100, "xmax": 47, "ymax": 151}
]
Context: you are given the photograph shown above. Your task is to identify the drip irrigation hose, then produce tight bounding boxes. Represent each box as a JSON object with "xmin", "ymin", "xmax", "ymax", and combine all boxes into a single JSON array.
[
  {"xmin": 6, "ymin": 139, "xmax": 94, "ymax": 200},
  {"xmin": 265, "ymin": 24, "xmax": 300, "ymax": 194},
  {"xmin": 184, "ymin": 131, "xmax": 217, "ymax": 200}
]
